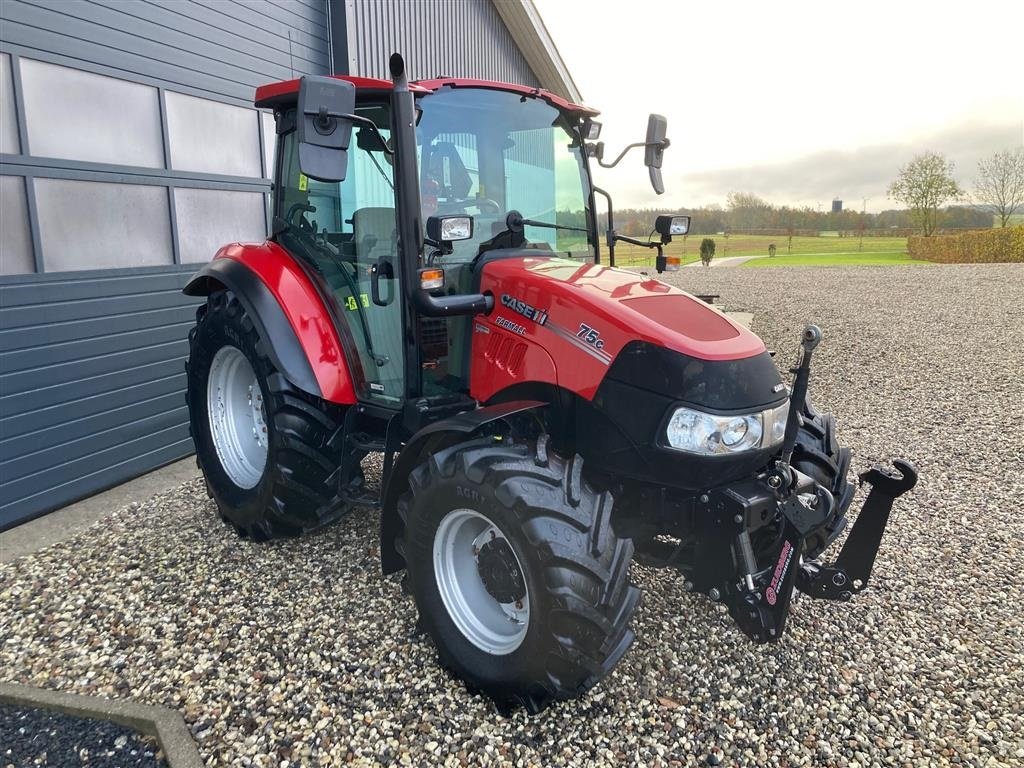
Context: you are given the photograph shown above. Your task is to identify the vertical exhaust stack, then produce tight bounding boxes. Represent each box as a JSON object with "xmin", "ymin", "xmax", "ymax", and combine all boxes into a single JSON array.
[{"xmin": 388, "ymin": 53, "xmax": 493, "ymax": 323}]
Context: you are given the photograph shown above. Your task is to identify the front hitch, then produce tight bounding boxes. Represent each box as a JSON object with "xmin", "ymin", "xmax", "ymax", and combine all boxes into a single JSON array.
[
  {"xmin": 796, "ymin": 459, "xmax": 918, "ymax": 600},
  {"xmin": 724, "ymin": 323, "xmax": 918, "ymax": 643},
  {"xmin": 727, "ymin": 458, "xmax": 917, "ymax": 643}
]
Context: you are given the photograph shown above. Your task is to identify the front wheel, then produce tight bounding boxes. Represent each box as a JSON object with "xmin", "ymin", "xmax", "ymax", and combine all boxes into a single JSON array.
[{"xmin": 399, "ymin": 436, "xmax": 640, "ymax": 713}]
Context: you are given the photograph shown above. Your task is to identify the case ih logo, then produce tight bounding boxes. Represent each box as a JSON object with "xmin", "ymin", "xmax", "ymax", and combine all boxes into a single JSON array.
[
  {"xmin": 765, "ymin": 540, "xmax": 795, "ymax": 606},
  {"xmin": 500, "ymin": 294, "xmax": 548, "ymax": 325}
]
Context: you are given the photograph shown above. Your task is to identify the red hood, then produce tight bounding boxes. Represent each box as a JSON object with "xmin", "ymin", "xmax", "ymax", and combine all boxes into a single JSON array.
[{"xmin": 480, "ymin": 256, "xmax": 765, "ymax": 362}]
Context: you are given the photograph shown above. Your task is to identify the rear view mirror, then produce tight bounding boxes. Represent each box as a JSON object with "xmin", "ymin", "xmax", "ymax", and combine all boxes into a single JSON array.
[
  {"xmin": 297, "ymin": 76, "xmax": 356, "ymax": 182},
  {"xmin": 644, "ymin": 114, "xmax": 668, "ymax": 195}
]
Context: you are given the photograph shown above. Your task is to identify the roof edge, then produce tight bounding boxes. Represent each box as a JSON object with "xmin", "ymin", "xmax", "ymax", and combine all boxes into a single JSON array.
[{"xmin": 491, "ymin": 0, "xmax": 582, "ymax": 103}]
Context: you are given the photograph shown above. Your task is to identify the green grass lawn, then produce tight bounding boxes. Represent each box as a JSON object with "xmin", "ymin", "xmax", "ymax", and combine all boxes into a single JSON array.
[
  {"xmin": 608, "ymin": 234, "xmax": 909, "ymax": 267},
  {"xmin": 742, "ymin": 251, "xmax": 927, "ymax": 267}
]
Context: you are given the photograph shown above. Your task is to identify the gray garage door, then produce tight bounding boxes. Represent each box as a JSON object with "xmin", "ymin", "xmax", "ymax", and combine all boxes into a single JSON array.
[{"xmin": 0, "ymin": 0, "xmax": 330, "ymax": 529}]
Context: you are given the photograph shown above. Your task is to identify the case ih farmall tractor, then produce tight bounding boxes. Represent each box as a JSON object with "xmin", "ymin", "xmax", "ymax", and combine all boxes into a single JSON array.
[{"xmin": 184, "ymin": 55, "xmax": 916, "ymax": 713}]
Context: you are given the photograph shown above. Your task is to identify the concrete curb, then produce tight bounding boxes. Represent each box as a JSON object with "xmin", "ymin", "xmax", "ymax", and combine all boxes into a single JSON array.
[{"xmin": 0, "ymin": 682, "xmax": 204, "ymax": 768}]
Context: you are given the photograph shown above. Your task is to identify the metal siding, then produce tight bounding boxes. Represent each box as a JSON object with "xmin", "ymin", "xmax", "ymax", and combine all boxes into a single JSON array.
[
  {"xmin": 346, "ymin": 0, "xmax": 540, "ymax": 86},
  {"xmin": 0, "ymin": 0, "xmax": 329, "ymax": 105},
  {"xmin": 0, "ymin": 1, "xmax": 331, "ymax": 529},
  {"xmin": 0, "ymin": 265, "xmax": 202, "ymax": 530}
]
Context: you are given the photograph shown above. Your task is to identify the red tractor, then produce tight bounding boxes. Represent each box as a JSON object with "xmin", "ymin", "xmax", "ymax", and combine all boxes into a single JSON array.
[{"xmin": 184, "ymin": 55, "xmax": 915, "ymax": 713}]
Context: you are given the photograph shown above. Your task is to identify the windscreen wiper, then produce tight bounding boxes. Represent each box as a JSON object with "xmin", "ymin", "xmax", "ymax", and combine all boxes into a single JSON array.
[
  {"xmin": 505, "ymin": 210, "xmax": 588, "ymax": 235},
  {"xmin": 475, "ymin": 210, "xmax": 591, "ymax": 260}
]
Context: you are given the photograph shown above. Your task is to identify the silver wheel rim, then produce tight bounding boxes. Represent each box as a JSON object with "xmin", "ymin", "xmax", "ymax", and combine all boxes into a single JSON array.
[
  {"xmin": 433, "ymin": 508, "xmax": 530, "ymax": 655},
  {"xmin": 207, "ymin": 345, "xmax": 268, "ymax": 489}
]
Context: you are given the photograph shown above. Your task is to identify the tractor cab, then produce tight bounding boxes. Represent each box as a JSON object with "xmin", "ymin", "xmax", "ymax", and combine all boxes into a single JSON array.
[{"xmin": 260, "ymin": 72, "xmax": 607, "ymax": 414}]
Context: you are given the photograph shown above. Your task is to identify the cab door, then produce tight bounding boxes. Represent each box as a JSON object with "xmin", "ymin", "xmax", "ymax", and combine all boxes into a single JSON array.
[{"xmin": 276, "ymin": 105, "xmax": 406, "ymax": 408}]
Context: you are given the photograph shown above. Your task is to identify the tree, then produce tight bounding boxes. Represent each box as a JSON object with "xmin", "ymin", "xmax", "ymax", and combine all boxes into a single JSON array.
[
  {"xmin": 700, "ymin": 238, "xmax": 716, "ymax": 267},
  {"xmin": 887, "ymin": 152, "xmax": 963, "ymax": 236},
  {"xmin": 768, "ymin": 243, "xmax": 777, "ymax": 257},
  {"xmin": 726, "ymin": 191, "xmax": 770, "ymax": 230},
  {"xmin": 974, "ymin": 150, "xmax": 1024, "ymax": 227}
]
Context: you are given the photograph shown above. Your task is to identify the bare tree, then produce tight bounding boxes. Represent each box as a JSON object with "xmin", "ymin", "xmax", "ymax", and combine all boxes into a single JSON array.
[
  {"xmin": 887, "ymin": 152, "xmax": 963, "ymax": 236},
  {"xmin": 974, "ymin": 150, "xmax": 1024, "ymax": 227}
]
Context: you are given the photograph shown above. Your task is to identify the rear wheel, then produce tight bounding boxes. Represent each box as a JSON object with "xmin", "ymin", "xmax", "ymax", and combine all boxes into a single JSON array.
[
  {"xmin": 399, "ymin": 435, "xmax": 640, "ymax": 713},
  {"xmin": 186, "ymin": 290, "xmax": 353, "ymax": 539}
]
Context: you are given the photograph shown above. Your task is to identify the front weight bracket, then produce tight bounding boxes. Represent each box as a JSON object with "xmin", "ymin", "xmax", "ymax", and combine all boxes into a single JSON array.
[{"xmin": 797, "ymin": 459, "xmax": 917, "ymax": 600}]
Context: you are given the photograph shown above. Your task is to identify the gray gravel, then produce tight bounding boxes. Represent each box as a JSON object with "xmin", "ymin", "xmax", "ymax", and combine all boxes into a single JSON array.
[{"xmin": 2, "ymin": 263, "xmax": 1023, "ymax": 767}]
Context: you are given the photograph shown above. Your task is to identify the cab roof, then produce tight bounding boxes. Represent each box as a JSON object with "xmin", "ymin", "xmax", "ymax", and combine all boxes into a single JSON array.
[{"xmin": 254, "ymin": 75, "xmax": 599, "ymax": 117}]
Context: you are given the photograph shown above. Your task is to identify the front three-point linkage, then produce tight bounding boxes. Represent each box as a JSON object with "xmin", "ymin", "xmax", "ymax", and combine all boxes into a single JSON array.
[{"xmin": 727, "ymin": 325, "xmax": 918, "ymax": 643}]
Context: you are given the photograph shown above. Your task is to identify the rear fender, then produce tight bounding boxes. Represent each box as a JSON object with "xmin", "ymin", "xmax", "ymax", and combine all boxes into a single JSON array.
[
  {"xmin": 183, "ymin": 242, "xmax": 356, "ymax": 404},
  {"xmin": 379, "ymin": 399, "xmax": 547, "ymax": 574}
]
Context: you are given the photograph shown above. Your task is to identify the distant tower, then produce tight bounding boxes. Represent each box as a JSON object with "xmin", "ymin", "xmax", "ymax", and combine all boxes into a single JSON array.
[{"xmin": 831, "ymin": 199, "xmax": 843, "ymax": 213}]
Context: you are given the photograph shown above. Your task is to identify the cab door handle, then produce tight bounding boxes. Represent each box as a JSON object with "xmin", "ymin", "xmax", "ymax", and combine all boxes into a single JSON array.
[{"xmin": 370, "ymin": 255, "xmax": 394, "ymax": 306}]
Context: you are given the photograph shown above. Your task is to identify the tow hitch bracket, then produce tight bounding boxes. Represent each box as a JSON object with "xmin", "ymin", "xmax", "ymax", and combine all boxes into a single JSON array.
[
  {"xmin": 727, "ymin": 458, "xmax": 917, "ymax": 643},
  {"xmin": 797, "ymin": 458, "xmax": 918, "ymax": 600}
]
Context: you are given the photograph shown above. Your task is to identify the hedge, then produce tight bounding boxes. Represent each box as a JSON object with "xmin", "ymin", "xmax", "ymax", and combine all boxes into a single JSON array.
[{"xmin": 908, "ymin": 226, "xmax": 1024, "ymax": 263}]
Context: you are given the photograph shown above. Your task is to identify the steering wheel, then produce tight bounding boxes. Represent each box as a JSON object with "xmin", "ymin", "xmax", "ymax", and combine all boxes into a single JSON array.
[{"xmin": 441, "ymin": 197, "xmax": 502, "ymax": 215}]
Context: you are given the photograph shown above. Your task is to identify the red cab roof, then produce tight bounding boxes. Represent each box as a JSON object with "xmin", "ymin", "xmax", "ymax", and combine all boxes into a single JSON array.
[
  {"xmin": 413, "ymin": 78, "xmax": 598, "ymax": 117},
  {"xmin": 254, "ymin": 75, "xmax": 432, "ymax": 108},
  {"xmin": 254, "ymin": 75, "xmax": 598, "ymax": 117}
]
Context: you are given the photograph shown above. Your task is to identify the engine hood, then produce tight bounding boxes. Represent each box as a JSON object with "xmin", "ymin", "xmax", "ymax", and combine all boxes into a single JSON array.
[
  {"xmin": 473, "ymin": 254, "xmax": 772, "ymax": 402},
  {"xmin": 480, "ymin": 255, "xmax": 765, "ymax": 360}
]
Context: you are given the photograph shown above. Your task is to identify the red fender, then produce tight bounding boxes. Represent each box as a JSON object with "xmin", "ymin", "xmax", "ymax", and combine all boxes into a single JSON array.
[{"xmin": 199, "ymin": 242, "xmax": 356, "ymax": 405}]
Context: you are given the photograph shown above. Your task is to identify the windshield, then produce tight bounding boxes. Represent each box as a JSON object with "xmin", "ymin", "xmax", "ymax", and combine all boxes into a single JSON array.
[{"xmin": 415, "ymin": 87, "xmax": 594, "ymax": 262}]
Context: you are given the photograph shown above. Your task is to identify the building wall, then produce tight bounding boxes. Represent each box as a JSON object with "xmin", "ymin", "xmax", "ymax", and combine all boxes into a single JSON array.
[
  {"xmin": 0, "ymin": 0, "xmax": 331, "ymax": 529},
  {"xmin": 338, "ymin": 0, "xmax": 540, "ymax": 85}
]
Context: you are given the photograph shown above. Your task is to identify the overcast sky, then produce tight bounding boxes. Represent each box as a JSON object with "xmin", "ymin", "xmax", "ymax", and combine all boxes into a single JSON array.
[{"xmin": 534, "ymin": 0, "xmax": 1024, "ymax": 212}]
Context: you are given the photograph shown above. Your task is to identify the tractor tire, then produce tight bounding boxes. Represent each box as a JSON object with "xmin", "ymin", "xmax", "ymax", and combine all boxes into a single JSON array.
[
  {"xmin": 791, "ymin": 397, "xmax": 854, "ymax": 560},
  {"xmin": 399, "ymin": 435, "xmax": 640, "ymax": 714},
  {"xmin": 185, "ymin": 289, "xmax": 352, "ymax": 540}
]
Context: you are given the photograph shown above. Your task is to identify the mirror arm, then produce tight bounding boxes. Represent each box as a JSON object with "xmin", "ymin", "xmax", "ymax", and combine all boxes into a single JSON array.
[
  {"xmin": 592, "ymin": 186, "xmax": 615, "ymax": 267},
  {"xmin": 596, "ymin": 138, "xmax": 670, "ymax": 169},
  {"xmin": 611, "ymin": 233, "xmax": 658, "ymax": 249}
]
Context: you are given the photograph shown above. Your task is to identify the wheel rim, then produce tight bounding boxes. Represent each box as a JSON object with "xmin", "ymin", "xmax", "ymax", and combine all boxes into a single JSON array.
[
  {"xmin": 433, "ymin": 508, "xmax": 530, "ymax": 655},
  {"xmin": 207, "ymin": 345, "xmax": 268, "ymax": 489}
]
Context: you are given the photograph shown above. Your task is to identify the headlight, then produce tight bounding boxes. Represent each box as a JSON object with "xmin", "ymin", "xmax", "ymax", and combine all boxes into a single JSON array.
[{"xmin": 664, "ymin": 401, "xmax": 789, "ymax": 455}]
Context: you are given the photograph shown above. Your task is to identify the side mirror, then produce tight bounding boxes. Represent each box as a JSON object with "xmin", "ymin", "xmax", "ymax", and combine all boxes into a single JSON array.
[
  {"xmin": 644, "ymin": 114, "xmax": 669, "ymax": 195},
  {"xmin": 297, "ymin": 76, "xmax": 356, "ymax": 182},
  {"xmin": 655, "ymin": 214, "xmax": 690, "ymax": 242}
]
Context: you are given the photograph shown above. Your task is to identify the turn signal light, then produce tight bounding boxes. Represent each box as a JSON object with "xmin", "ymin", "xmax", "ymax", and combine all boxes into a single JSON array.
[
  {"xmin": 664, "ymin": 256, "xmax": 681, "ymax": 272},
  {"xmin": 420, "ymin": 268, "xmax": 445, "ymax": 291}
]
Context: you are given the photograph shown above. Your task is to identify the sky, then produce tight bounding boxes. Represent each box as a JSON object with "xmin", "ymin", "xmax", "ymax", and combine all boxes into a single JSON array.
[{"xmin": 534, "ymin": 0, "xmax": 1024, "ymax": 212}]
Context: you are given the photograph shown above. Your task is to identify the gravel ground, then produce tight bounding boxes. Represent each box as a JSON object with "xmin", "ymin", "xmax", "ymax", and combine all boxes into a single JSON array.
[
  {"xmin": 1, "ymin": 704, "xmax": 166, "ymax": 767},
  {"xmin": 1, "ymin": 263, "xmax": 1022, "ymax": 767}
]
